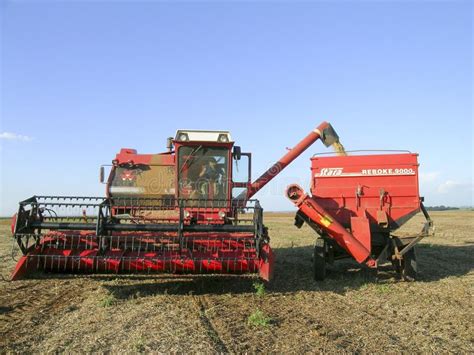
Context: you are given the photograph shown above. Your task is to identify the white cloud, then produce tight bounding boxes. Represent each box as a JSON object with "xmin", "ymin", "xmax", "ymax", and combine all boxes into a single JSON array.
[
  {"xmin": 419, "ymin": 174, "xmax": 473, "ymax": 206},
  {"xmin": 419, "ymin": 171, "xmax": 440, "ymax": 184},
  {"xmin": 0, "ymin": 132, "xmax": 32, "ymax": 141},
  {"xmin": 437, "ymin": 180, "xmax": 472, "ymax": 194}
]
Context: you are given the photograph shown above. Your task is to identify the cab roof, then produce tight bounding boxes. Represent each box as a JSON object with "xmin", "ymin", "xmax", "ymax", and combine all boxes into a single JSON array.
[{"xmin": 174, "ymin": 130, "xmax": 233, "ymax": 143}]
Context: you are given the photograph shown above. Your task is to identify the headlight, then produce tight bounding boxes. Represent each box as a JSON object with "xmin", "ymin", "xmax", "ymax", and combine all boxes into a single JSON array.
[
  {"xmin": 178, "ymin": 133, "xmax": 189, "ymax": 142},
  {"xmin": 184, "ymin": 210, "xmax": 191, "ymax": 218},
  {"xmin": 218, "ymin": 210, "xmax": 226, "ymax": 219},
  {"xmin": 218, "ymin": 134, "xmax": 229, "ymax": 143}
]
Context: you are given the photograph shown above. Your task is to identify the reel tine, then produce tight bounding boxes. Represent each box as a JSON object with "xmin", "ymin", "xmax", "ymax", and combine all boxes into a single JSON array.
[{"xmin": 11, "ymin": 196, "xmax": 265, "ymax": 279}]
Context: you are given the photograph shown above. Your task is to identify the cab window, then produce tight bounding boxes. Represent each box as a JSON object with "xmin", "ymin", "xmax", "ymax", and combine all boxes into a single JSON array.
[{"xmin": 178, "ymin": 146, "xmax": 229, "ymax": 201}]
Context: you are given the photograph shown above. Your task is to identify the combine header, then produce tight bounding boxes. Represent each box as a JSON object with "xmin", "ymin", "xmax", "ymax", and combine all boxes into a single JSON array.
[
  {"xmin": 287, "ymin": 151, "xmax": 433, "ymax": 280},
  {"xmin": 10, "ymin": 122, "xmax": 339, "ymax": 280}
]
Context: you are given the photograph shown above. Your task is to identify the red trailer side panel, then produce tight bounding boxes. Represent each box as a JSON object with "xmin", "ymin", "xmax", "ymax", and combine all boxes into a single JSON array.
[{"xmin": 310, "ymin": 153, "xmax": 420, "ymax": 229}]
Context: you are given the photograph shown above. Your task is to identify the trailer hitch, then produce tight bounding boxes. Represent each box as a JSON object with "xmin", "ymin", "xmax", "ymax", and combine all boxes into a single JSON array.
[{"xmin": 391, "ymin": 203, "xmax": 434, "ymax": 261}]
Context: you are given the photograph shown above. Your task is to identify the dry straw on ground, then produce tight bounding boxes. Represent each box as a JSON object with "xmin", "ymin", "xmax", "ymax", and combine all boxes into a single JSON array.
[{"xmin": 0, "ymin": 211, "xmax": 473, "ymax": 352}]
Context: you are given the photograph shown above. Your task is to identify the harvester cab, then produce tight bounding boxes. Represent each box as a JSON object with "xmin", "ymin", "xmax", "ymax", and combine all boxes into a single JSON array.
[
  {"xmin": 104, "ymin": 130, "xmax": 249, "ymax": 208},
  {"xmin": 10, "ymin": 122, "xmax": 338, "ymax": 281}
]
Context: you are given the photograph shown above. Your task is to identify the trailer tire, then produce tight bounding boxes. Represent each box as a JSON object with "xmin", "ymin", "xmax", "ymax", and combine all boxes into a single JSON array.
[
  {"xmin": 313, "ymin": 239, "xmax": 326, "ymax": 281},
  {"xmin": 401, "ymin": 246, "xmax": 417, "ymax": 281}
]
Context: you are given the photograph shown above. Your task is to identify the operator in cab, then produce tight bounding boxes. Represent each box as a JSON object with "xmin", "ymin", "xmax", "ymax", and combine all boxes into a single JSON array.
[{"xmin": 196, "ymin": 157, "xmax": 226, "ymax": 199}]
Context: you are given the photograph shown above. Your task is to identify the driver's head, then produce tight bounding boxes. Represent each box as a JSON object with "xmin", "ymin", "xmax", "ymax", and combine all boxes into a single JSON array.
[{"xmin": 208, "ymin": 158, "xmax": 217, "ymax": 168}]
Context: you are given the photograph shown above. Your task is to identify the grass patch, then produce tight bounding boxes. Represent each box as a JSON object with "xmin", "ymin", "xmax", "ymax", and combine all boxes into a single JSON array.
[
  {"xmin": 247, "ymin": 309, "xmax": 271, "ymax": 327},
  {"xmin": 253, "ymin": 281, "xmax": 266, "ymax": 297},
  {"xmin": 375, "ymin": 283, "xmax": 392, "ymax": 294},
  {"xmin": 99, "ymin": 294, "xmax": 117, "ymax": 307},
  {"xmin": 131, "ymin": 336, "xmax": 146, "ymax": 352}
]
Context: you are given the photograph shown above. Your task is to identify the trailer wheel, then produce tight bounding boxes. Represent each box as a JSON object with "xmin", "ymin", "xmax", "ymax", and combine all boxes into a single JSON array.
[
  {"xmin": 313, "ymin": 239, "xmax": 326, "ymax": 281},
  {"xmin": 401, "ymin": 246, "xmax": 418, "ymax": 281},
  {"xmin": 391, "ymin": 259, "xmax": 401, "ymax": 275}
]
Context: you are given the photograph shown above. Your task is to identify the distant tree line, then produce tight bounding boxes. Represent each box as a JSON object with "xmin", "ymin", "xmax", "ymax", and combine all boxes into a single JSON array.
[{"xmin": 425, "ymin": 206, "xmax": 460, "ymax": 211}]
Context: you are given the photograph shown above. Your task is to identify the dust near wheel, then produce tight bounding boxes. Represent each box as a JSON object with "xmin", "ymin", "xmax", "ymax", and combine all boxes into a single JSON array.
[{"xmin": 313, "ymin": 238, "xmax": 326, "ymax": 281}]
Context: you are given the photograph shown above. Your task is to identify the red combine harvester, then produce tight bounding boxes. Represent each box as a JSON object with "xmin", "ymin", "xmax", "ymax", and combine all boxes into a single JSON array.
[
  {"xmin": 287, "ymin": 151, "xmax": 433, "ymax": 280},
  {"xmin": 10, "ymin": 122, "xmax": 340, "ymax": 281}
]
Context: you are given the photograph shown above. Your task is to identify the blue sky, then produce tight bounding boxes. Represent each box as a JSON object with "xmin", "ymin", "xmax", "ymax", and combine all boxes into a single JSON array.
[{"xmin": 0, "ymin": 0, "xmax": 472, "ymax": 215}]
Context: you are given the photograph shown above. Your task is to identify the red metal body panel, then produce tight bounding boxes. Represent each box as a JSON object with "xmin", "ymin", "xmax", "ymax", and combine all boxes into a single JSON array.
[
  {"xmin": 310, "ymin": 153, "xmax": 420, "ymax": 228},
  {"xmin": 114, "ymin": 148, "xmax": 175, "ymax": 166},
  {"xmin": 287, "ymin": 184, "xmax": 372, "ymax": 263},
  {"xmin": 350, "ymin": 216, "xmax": 371, "ymax": 253}
]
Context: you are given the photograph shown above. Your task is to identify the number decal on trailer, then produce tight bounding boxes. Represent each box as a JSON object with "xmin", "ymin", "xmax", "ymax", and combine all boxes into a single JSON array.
[
  {"xmin": 361, "ymin": 168, "xmax": 416, "ymax": 176},
  {"xmin": 315, "ymin": 168, "xmax": 416, "ymax": 177}
]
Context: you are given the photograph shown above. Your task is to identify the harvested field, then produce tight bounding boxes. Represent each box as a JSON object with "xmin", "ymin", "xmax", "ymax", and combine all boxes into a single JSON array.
[{"xmin": 0, "ymin": 211, "xmax": 473, "ymax": 352}]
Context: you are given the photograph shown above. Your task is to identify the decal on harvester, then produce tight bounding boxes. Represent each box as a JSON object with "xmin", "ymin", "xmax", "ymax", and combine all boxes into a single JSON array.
[
  {"xmin": 316, "ymin": 167, "xmax": 415, "ymax": 177},
  {"xmin": 121, "ymin": 169, "xmax": 139, "ymax": 181},
  {"xmin": 320, "ymin": 214, "xmax": 333, "ymax": 227}
]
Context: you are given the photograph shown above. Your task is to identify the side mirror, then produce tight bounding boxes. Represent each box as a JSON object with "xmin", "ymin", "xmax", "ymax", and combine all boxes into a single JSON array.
[
  {"xmin": 166, "ymin": 137, "xmax": 173, "ymax": 151},
  {"xmin": 233, "ymin": 146, "xmax": 242, "ymax": 160},
  {"xmin": 99, "ymin": 166, "xmax": 105, "ymax": 183}
]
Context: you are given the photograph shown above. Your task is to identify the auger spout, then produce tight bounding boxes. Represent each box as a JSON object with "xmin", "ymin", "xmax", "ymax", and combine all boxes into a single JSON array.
[{"xmin": 246, "ymin": 121, "xmax": 340, "ymax": 199}]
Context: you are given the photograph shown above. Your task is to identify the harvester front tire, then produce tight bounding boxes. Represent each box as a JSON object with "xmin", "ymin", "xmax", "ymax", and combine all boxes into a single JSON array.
[
  {"xmin": 313, "ymin": 239, "xmax": 326, "ymax": 281},
  {"xmin": 401, "ymin": 246, "xmax": 418, "ymax": 282}
]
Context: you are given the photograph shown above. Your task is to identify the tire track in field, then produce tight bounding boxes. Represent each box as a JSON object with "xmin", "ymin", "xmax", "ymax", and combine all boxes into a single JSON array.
[
  {"xmin": 0, "ymin": 279, "xmax": 90, "ymax": 347},
  {"xmin": 192, "ymin": 295, "xmax": 229, "ymax": 353}
]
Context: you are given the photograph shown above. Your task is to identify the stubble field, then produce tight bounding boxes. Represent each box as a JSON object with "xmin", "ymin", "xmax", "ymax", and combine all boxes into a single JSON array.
[{"xmin": 0, "ymin": 211, "xmax": 473, "ymax": 352}]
